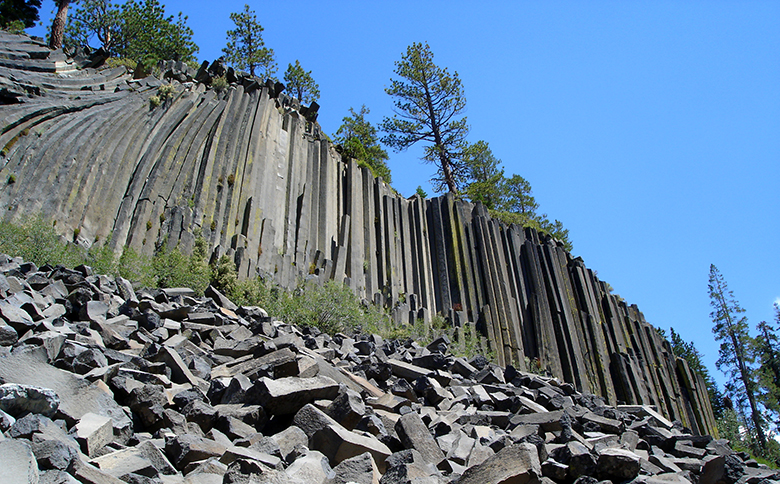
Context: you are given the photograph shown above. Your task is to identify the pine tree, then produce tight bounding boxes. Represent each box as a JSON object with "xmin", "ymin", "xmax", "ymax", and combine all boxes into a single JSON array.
[
  {"xmin": 755, "ymin": 303, "xmax": 780, "ymax": 421},
  {"xmin": 283, "ymin": 60, "xmax": 319, "ymax": 105},
  {"xmin": 708, "ymin": 264, "xmax": 766, "ymax": 448},
  {"xmin": 0, "ymin": 0, "xmax": 41, "ymax": 30},
  {"xmin": 334, "ymin": 105, "xmax": 391, "ymax": 183},
  {"xmin": 222, "ymin": 4, "xmax": 275, "ymax": 79},
  {"xmin": 462, "ymin": 140, "xmax": 506, "ymax": 210},
  {"xmin": 381, "ymin": 42, "xmax": 469, "ymax": 194},
  {"xmin": 49, "ymin": 0, "xmax": 71, "ymax": 49}
]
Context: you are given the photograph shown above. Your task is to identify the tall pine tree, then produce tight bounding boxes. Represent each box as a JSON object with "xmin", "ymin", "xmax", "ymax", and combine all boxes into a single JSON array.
[
  {"xmin": 755, "ymin": 303, "xmax": 780, "ymax": 422},
  {"xmin": 381, "ymin": 42, "xmax": 469, "ymax": 194},
  {"xmin": 708, "ymin": 264, "xmax": 766, "ymax": 448}
]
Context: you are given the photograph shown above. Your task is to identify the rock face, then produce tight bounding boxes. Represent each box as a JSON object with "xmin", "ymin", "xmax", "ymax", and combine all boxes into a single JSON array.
[
  {"xmin": 0, "ymin": 31, "xmax": 713, "ymax": 435},
  {"xmin": 0, "ymin": 255, "xmax": 777, "ymax": 484}
]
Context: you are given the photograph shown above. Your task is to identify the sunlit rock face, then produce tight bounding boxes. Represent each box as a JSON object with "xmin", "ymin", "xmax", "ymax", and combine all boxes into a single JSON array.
[{"xmin": 0, "ymin": 30, "xmax": 715, "ymax": 436}]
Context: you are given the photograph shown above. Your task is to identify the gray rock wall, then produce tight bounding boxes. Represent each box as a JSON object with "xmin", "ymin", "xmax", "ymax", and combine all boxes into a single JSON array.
[{"xmin": 0, "ymin": 31, "xmax": 716, "ymax": 435}]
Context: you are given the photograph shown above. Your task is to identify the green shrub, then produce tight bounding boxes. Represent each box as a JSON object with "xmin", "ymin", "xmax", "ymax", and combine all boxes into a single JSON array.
[
  {"xmin": 3, "ymin": 20, "xmax": 26, "ymax": 35},
  {"xmin": 0, "ymin": 215, "xmax": 83, "ymax": 267},
  {"xmin": 212, "ymin": 76, "xmax": 229, "ymax": 92},
  {"xmin": 7, "ymin": 174, "xmax": 15, "ymax": 184},
  {"xmin": 118, "ymin": 246, "xmax": 155, "ymax": 287},
  {"xmin": 259, "ymin": 280, "xmax": 385, "ymax": 335},
  {"xmin": 104, "ymin": 57, "xmax": 138, "ymax": 72},
  {"xmin": 151, "ymin": 237, "xmax": 210, "ymax": 294},
  {"xmin": 158, "ymin": 84, "xmax": 176, "ymax": 100},
  {"xmin": 149, "ymin": 95, "xmax": 161, "ymax": 108}
]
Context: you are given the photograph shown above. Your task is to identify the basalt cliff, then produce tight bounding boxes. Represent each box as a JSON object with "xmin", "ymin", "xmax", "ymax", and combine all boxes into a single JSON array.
[{"xmin": 0, "ymin": 31, "xmax": 715, "ymax": 436}]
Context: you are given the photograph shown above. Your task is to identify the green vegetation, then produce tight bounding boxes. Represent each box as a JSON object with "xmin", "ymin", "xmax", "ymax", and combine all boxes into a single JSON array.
[
  {"xmin": 460, "ymin": 140, "xmax": 572, "ymax": 250},
  {"xmin": 708, "ymin": 264, "xmax": 766, "ymax": 449},
  {"xmin": 0, "ymin": 218, "xmax": 450, "ymax": 353},
  {"xmin": 684, "ymin": 264, "xmax": 780, "ymax": 466},
  {"xmin": 0, "ymin": 0, "xmax": 41, "ymax": 31},
  {"xmin": 211, "ymin": 75, "xmax": 229, "ymax": 92},
  {"xmin": 283, "ymin": 60, "xmax": 320, "ymax": 105},
  {"xmin": 64, "ymin": 0, "xmax": 198, "ymax": 70},
  {"xmin": 381, "ymin": 42, "xmax": 469, "ymax": 194},
  {"xmin": 222, "ymin": 4, "xmax": 275, "ymax": 79},
  {"xmin": 333, "ymin": 105, "xmax": 391, "ymax": 183}
]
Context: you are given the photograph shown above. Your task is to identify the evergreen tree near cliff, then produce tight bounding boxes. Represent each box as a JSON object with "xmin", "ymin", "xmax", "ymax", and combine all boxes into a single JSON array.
[
  {"xmin": 64, "ymin": 0, "xmax": 197, "ymax": 67},
  {"xmin": 334, "ymin": 105, "xmax": 391, "ymax": 183},
  {"xmin": 381, "ymin": 42, "xmax": 469, "ymax": 194},
  {"xmin": 283, "ymin": 60, "xmax": 319, "ymax": 105},
  {"xmin": 462, "ymin": 140, "xmax": 572, "ymax": 250},
  {"xmin": 49, "ymin": 0, "xmax": 70, "ymax": 49},
  {"xmin": 708, "ymin": 264, "xmax": 766, "ymax": 449},
  {"xmin": 223, "ymin": 4, "xmax": 275, "ymax": 79},
  {"xmin": 0, "ymin": 0, "xmax": 41, "ymax": 30},
  {"xmin": 755, "ymin": 304, "xmax": 780, "ymax": 421}
]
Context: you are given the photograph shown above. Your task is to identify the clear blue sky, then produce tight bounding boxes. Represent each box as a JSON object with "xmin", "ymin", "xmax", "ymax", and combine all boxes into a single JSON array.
[{"xmin": 30, "ymin": 1, "xmax": 780, "ymax": 388}]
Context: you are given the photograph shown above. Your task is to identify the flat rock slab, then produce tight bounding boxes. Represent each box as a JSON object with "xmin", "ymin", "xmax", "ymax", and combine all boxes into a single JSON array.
[
  {"xmin": 0, "ymin": 349, "xmax": 132, "ymax": 438},
  {"xmin": 395, "ymin": 412, "xmax": 445, "ymax": 465},
  {"xmin": 458, "ymin": 443, "xmax": 541, "ymax": 484},
  {"xmin": 250, "ymin": 375, "xmax": 339, "ymax": 415},
  {"xmin": 311, "ymin": 423, "xmax": 391, "ymax": 473},
  {"xmin": 0, "ymin": 439, "xmax": 40, "ymax": 484}
]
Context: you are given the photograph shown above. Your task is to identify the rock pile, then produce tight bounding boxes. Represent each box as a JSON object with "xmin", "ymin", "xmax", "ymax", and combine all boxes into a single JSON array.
[{"xmin": 0, "ymin": 254, "xmax": 775, "ymax": 484}]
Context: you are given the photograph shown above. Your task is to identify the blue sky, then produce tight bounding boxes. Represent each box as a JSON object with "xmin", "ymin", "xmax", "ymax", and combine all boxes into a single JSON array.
[{"xmin": 30, "ymin": 1, "xmax": 780, "ymax": 387}]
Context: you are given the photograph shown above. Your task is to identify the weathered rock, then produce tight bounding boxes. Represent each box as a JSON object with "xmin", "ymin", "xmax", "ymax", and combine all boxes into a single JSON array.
[
  {"xmin": 31, "ymin": 439, "xmax": 79, "ymax": 471},
  {"xmin": 285, "ymin": 449, "xmax": 331, "ymax": 483},
  {"xmin": 596, "ymin": 447, "xmax": 641, "ymax": 481},
  {"xmin": 248, "ymin": 376, "xmax": 340, "ymax": 415},
  {"xmin": 0, "ymin": 383, "xmax": 60, "ymax": 417},
  {"xmin": 165, "ymin": 434, "xmax": 227, "ymax": 469},
  {"xmin": 325, "ymin": 451, "xmax": 381, "ymax": 484},
  {"xmin": 394, "ymin": 412, "xmax": 445, "ymax": 465},
  {"xmin": 75, "ymin": 412, "xmax": 114, "ymax": 457},
  {"xmin": 458, "ymin": 443, "xmax": 541, "ymax": 484},
  {"xmin": 311, "ymin": 423, "xmax": 392, "ymax": 472},
  {"xmin": 0, "ymin": 439, "xmax": 40, "ymax": 484}
]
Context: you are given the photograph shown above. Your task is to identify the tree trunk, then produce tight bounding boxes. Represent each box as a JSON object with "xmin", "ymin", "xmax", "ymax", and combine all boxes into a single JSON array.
[
  {"xmin": 49, "ymin": 0, "xmax": 70, "ymax": 50},
  {"xmin": 716, "ymin": 287, "xmax": 767, "ymax": 448}
]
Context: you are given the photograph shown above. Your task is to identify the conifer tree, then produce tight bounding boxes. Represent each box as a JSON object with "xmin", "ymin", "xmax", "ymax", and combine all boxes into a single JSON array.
[
  {"xmin": 283, "ymin": 60, "xmax": 319, "ymax": 105},
  {"xmin": 755, "ymin": 303, "xmax": 780, "ymax": 420},
  {"xmin": 381, "ymin": 42, "xmax": 469, "ymax": 194},
  {"xmin": 462, "ymin": 140, "xmax": 506, "ymax": 210},
  {"xmin": 223, "ymin": 4, "xmax": 275, "ymax": 79},
  {"xmin": 708, "ymin": 264, "xmax": 766, "ymax": 448},
  {"xmin": 334, "ymin": 105, "xmax": 390, "ymax": 183},
  {"xmin": 0, "ymin": 0, "xmax": 41, "ymax": 30}
]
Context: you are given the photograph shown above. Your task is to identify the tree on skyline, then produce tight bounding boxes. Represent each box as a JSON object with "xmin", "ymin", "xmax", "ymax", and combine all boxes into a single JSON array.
[
  {"xmin": 223, "ymin": 4, "xmax": 275, "ymax": 79},
  {"xmin": 64, "ymin": 0, "xmax": 119, "ymax": 52},
  {"xmin": 283, "ymin": 60, "xmax": 319, "ymax": 105},
  {"xmin": 755, "ymin": 304, "xmax": 780, "ymax": 420},
  {"xmin": 708, "ymin": 264, "xmax": 766, "ymax": 449},
  {"xmin": 0, "ymin": 0, "xmax": 41, "ymax": 30},
  {"xmin": 49, "ymin": 0, "xmax": 71, "ymax": 49},
  {"xmin": 462, "ymin": 140, "xmax": 506, "ymax": 210},
  {"xmin": 381, "ymin": 41, "xmax": 469, "ymax": 194},
  {"xmin": 334, "ymin": 105, "xmax": 391, "ymax": 183}
]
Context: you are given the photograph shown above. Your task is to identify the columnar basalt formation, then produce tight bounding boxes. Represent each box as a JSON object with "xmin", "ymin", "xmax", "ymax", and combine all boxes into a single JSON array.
[{"xmin": 0, "ymin": 32, "xmax": 715, "ymax": 435}]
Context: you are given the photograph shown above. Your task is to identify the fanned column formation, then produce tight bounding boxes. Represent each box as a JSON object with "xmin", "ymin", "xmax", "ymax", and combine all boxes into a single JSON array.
[{"xmin": 0, "ymin": 31, "xmax": 715, "ymax": 434}]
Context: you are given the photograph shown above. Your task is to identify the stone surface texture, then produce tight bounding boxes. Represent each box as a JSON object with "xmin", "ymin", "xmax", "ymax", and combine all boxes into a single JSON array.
[{"xmin": 1, "ymin": 30, "xmax": 714, "ymax": 439}]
